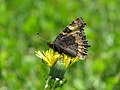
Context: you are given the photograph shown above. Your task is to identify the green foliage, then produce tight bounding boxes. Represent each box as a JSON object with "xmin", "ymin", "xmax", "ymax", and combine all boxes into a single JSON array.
[{"xmin": 0, "ymin": 0, "xmax": 120, "ymax": 90}]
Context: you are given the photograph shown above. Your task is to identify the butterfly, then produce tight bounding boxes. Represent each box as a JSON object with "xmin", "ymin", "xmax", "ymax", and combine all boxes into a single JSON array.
[{"xmin": 47, "ymin": 17, "xmax": 90, "ymax": 60}]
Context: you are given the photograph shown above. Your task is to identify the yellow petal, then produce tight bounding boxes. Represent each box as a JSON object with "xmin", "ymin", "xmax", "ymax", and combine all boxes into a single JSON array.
[{"xmin": 35, "ymin": 51, "xmax": 51, "ymax": 66}]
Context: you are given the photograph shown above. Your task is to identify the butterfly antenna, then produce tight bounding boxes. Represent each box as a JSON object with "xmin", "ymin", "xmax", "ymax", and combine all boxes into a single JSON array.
[{"xmin": 37, "ymin": 33, "xmax": 48, "ymax": 42}]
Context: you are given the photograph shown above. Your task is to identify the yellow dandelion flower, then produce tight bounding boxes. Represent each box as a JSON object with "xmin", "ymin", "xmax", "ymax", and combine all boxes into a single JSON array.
[
  {"xmin": 35, "ymin": 49, "xmax": 83, "ymax": 89},
  {"xmin": 36, "ymin": 49, "xmax": 79, "ymax": 68}
]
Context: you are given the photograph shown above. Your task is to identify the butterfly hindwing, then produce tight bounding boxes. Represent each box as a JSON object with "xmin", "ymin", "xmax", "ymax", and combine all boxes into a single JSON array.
[{"xmin": 48, "ymin": 17, "xmax": 90, "ymax": 60}]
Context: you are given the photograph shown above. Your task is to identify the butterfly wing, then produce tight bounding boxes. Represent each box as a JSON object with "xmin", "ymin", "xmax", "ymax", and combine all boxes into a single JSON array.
[{"xmin": 48, "ymin": 17, "xmax": 90, "ymax": 60}]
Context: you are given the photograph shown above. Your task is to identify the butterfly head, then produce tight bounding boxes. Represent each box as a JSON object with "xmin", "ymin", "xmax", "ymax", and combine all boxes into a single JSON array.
[{"xmin": 47, "ymin": 42, "xmax": 55, "ymax": 49}]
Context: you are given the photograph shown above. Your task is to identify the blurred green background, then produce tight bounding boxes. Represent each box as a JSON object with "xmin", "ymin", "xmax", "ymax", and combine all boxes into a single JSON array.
[{"xmin": 0, "ymin": 0, "xmax": 120, "ymax": 90}]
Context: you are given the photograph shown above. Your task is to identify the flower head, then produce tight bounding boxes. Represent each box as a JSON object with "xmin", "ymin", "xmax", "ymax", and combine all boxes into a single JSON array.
[
  {"xmin": 36, "ymin": 49, "xmax": 82, "ymax": 89},
  {"xmin": 36, "ymin": 49, "xmax": 79, "ymax": 69}
]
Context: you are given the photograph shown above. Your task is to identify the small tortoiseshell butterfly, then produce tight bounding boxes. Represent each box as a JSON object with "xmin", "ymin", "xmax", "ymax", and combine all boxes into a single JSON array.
[{"xmin": 47, "ymin": 17, "xmax": 90, "ymax": 60}]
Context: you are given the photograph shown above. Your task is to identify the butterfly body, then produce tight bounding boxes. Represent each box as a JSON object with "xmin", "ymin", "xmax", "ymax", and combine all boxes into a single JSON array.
[{"xmin": 48, "ymin": 17, "xmax": 90, "ymax": 60}]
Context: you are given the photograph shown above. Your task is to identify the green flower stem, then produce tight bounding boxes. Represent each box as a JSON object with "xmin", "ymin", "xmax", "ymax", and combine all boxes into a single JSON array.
[
  {"xmin": 44, "ymin": 76, "xmax": 52, "ymax": 90},
  {"xmin": 52, "ymin": 78, "xmax": 59, "ymax": 90}
]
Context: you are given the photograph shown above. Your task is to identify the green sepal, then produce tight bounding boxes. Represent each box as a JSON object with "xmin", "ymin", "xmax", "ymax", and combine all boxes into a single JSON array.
[{"xmin": 49, "ymin": 58, "xmax": 66, "ymax": 80}]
